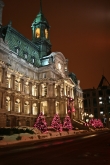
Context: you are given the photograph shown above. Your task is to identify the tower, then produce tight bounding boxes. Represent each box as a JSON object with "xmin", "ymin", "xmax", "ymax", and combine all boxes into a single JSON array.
[
  {"xmin": 31, "ymin": 0, "xmax": 51, "ymax": 58},
  {"xmin": 0, "ymin": 0, "xmax": 4, "ymax": 26}
]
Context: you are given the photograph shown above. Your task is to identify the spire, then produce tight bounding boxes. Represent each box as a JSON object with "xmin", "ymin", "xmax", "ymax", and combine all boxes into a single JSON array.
[
  {"xmin": 31, "ymin": 0, "xmax": 51, "ymax": 57},
  {"xmin": 39, "ymin": 0, "xmax": 42, "ymax": 13},
  {"xmin": 97, "ymin": 75, "xmax": 110, "ymax": 88}
]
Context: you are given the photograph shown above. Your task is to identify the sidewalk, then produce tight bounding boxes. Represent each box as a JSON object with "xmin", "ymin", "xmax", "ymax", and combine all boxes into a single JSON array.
[{"xmin": 0, "ymin": 127, "xmax": 109, "ymax": 147}]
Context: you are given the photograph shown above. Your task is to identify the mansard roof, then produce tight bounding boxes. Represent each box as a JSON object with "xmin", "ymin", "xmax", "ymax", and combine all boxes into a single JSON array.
[
  {"xmin": 1, "ymin": 23, "xmax": 41, "ymax": 67},
  {"xmin": 69, "ymin": 72, "xmax": 78, "ymax": 85}
]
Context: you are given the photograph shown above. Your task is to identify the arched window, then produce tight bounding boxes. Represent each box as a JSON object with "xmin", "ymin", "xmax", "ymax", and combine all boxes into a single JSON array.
[
  {"xmin": 15, "ymin": 78, "xmax": 21, "ymax": 91},
  {"xmin": 35, "ymin": 28, "xmax": 40, "ymax": 38},
  {"xmin": 55, "ymin": 101, "xmax": 59, "ymax": 114},
  {"xmin": 32, "ymin": 85, "xmax": 37, "ymax": 96},
  {"xmin": 6, "ymin": 74, "xmax": 11, "ymax": 88},
  {"xmin": 32, "ymin": 103, "xmax": 37, "ymax": 115},
  {"xmin": 15, "ymin": 99, "xmax": 20, "ymax": 113},
  {"xmin": 6, "ymin": 96, "xmax": 11, "ymax": 111},
  {"xmin": 41, "ymin": 84, "xmax": 47, "ymax": 96},
  {"xmin": 24, "ymin": 82, "xmax": 29, "ymax": 94},
  {"xmin": 41, "ymin": 101, "xmax": 47, "ymax": 115},
  {"xmin": 24, "ymin": 101, "xmax": 30, "ymax": 114}
]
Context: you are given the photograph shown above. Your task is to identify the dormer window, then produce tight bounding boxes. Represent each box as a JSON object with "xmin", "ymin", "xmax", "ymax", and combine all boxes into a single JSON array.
[
  {"xmin": 24, "ymin": 52, "xmax": 28, "ymax": 60},
  {"xmin": 32, "ymin": 56, "xmax": 35, "ymax": 64},
  {"xmin": 15, "ymin": 47, "xmax": 19, "ymax": 55},
  {"xmin": 17, "ymin": 40, "xmax": 21, "ymax": 44}
]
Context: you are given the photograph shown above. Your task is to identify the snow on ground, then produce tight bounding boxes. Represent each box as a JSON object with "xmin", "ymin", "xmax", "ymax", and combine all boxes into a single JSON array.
[{"xmin": 0, "ymin": 127, "xmax": 109, "ymax": 146}]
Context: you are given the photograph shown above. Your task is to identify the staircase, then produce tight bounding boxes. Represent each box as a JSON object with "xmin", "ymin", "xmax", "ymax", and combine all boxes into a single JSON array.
[{"xmin": 72, "ymin": 119, "xmax": 89, "ymax": 130}]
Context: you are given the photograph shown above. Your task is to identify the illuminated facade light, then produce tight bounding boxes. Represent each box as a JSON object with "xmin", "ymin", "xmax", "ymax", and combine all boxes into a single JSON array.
[
  {"xmin": 99, "ymin": 97, "xmax": 102, "ymax": 100},
  {"xmin": 99, "ymin": 101, "xmax": 102, "ymax": 104}
]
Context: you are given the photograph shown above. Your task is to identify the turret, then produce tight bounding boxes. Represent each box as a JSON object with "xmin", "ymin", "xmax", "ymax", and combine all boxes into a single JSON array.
[{"xmin": 31, "ymin": 0, "xmax": 51, "ymax": 58}]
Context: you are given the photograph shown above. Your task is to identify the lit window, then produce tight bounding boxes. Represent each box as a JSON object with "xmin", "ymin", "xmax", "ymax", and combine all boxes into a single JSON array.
[
  {"xmin": 24, "ymin": 101, "xmax": 29, "ymax": 114},
  {"xmin": 36, "ymin": 28, "xmax": 40, "ymax": 38},
  {"xmin": 43, "ymin": 73, "xmax": 46, "ymax": 78},
  {"xmin": 99, "ymin": 97, "xmax": 102, "ymax": 100},
  {"xmin": 32, "ymin": 58, "xmax": 35, "ymax": 64},
  {"xmin": 32, "ymin": 103, "xmax": 37, "ymax": 115},
  {"xmin": 45, "ymin": 29, "xmax": 48, "ymax": 39},
  {"xmin": 24, "ymin": 53, "xmax": 28, "ymax": 59},
  {"xmin": 65, "ymin": 66, "xmax": 67, "ymax": 71},
  {"xmin": 15, "ymin": 47, "xmax": 19, "ymax": 55}
]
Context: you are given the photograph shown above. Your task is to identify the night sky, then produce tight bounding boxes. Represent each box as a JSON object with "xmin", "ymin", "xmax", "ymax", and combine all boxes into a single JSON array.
[{"xmin": 2, "ymin": 0, "xmax": 110, "ymax": 89}]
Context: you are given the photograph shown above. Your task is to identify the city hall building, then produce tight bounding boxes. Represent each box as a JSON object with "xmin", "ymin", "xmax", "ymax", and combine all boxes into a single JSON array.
[{"xmin": 0, "ymin": 0, "xmax": 84, "ymax": 127}]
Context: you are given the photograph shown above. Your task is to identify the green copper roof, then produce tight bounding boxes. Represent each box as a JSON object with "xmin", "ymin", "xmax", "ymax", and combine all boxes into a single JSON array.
[
  {"xmin": 1, "ymin": 24, "xmax": 41, "ymax": 67},
  {"xmin": 32, "ymin": 12, "xmax": 49, "ymax": 27},
  {"xmin": 32, "ymin": 0, "xmax": 49, "ymax": 27},
  {"xmin": 69, "ymin": 72, "xmax": 78, "ymax": 85}
]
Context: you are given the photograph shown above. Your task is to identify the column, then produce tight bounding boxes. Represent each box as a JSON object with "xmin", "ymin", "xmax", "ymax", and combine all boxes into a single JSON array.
[
  {"xmin": 2, "ymin": 91, "xmax": 6, "ymax": 109},
  {"xmin": 47, "ymin": 83, "xmax": 54, "ymax": 97},
  {"xmin": 39, "ymin": 83, "xmax": 42, "ymax": 97},
  {"xmin": 65, "ymin": 99, "xmax": 67, "ymax": 114},
  {"xmin": 21, "ymin": 79, "xmax": 24, "ymax": 93},
  {"xmin": 36, "ymin": 84, "xmax": 39, "ymax": 97},
  {"xmin": 30, "ymin": 100, "xmax": 32, "ymax": 115},
  {"xmin": 64, "ymin": 83, "xmax": 66, "ymax": 96},
  {"xmin": 22, "ymin": 98, "xmax": 24, "ymax": 113},
  {"xmin": 12, "ymin": 95, "xmax": 15, "ymax": 111},
  {"xmin": 29, "ymin": 82, "xmax": 32, "ymax": 95}
]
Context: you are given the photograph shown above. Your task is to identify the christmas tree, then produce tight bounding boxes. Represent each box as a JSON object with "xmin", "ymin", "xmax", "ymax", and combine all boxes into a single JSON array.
[
  {"xmin": 63, "ymin": 115, "xmax": 73, "ymax": 130},
  {"xmin": 34, "ymin": 112, "xmax": 47, "ymax": 133},
  {"xmin": 89, "ymin": 119, "xmax": 103, "ymax": 128},
  {"xmin": 51, "ymin": 114, "xmax": 62, "ymax": 132}
]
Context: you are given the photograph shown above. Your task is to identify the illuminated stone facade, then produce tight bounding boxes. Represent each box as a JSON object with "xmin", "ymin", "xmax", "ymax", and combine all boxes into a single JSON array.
[{"xmin": 0, "ymin": 0, "xmax": 84, "ymax": 127}]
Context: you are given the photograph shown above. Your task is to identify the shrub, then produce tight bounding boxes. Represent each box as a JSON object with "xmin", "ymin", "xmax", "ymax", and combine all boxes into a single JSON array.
[{"xmin": 16, "ymin": 135, "xmax": 21, "ymax": 140}]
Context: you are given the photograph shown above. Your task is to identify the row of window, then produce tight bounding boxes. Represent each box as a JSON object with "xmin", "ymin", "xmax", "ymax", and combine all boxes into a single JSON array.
[
  {"xmin": 6, "ymin": 76, "xmax": 74, "ymax": 97},
  {"xmin": 84, "ymin": 98, "xmax": 110, "ymax": 107},
  {"xmin": 6, "ymin": 97, "xmax": 66, "ymax": 116},
  {"xmin": 15, "ymin": 47, "xmax": 36, "ymax": 64},
  {"xmin": 84, "ymin": 89, "xmax": 110, "ymax": 98},
  {"xmin": 6, "ymin": 98, "xmax": 38, "ymax": 115},
  {"xmin": 85, "ymin": 107, "xmax": 110, "ymax": 118}
]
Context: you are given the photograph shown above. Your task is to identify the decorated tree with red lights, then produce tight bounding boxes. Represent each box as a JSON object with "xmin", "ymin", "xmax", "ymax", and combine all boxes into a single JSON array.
[
  {"xmin": 67, "ymin": 97, "xmax": 75, "ymax": 114},
  {"xmin": 89, "ymin": 119, "xmax": 103, "ymax": 128},
  {"xmin": 51, "ymin": 114, "xmax": 62, "ymax": 132},
  {"xmin": 63, "ymin": 115, "xmax": 73, "ymax": 130},
  {"xmin": 34, "ymin": 112, "xmax": 47, "ymax": 133}
]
